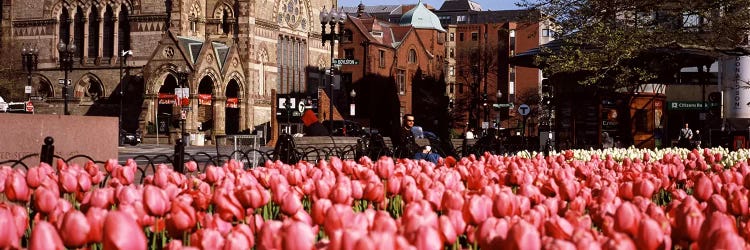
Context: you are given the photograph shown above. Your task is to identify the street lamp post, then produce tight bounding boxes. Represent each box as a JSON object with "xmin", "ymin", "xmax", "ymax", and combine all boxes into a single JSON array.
[
  {"xmin": 176, "ymin": 66, "xmax": 191, "ymax": 144},
  {"xmin": 119, "ymin": 50, "xmax": 133, "ymax": 146},
  {"xmin": 22, "ymin": 46, "xmax": 39, "ymax": 101},
  {"xmin": 350, "ymin": 88, "xmax": 356, "ymax": 118},
  {"xmin": 320, "ymin": 6, "xmax": 347, "ymax": 133},
  {"xmin": 57, "ymin": 40, "xmax": 76, "ymax": 115}
]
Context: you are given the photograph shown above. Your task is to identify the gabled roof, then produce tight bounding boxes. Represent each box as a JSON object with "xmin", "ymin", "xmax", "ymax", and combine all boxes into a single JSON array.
[
  {"xmin": 399, "ymin": 0, "xmax": 445, "ymax": 32},
  {"xmin": 438, "ymin": 0, "xmax": 483, "ymax": 12},
  {"xmin": 176, "ymin": 36, "xmax": 231, "ymax": 70}
]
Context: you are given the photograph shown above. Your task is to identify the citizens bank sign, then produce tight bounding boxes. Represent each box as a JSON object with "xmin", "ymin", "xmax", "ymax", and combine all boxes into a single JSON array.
[
  {"xmin": 667, "ymin": 102, "xmax": 718, "ymax": 110},
  {"xmin": 721, "ymin": 56, "xmax": 750, "ymax": 119}
]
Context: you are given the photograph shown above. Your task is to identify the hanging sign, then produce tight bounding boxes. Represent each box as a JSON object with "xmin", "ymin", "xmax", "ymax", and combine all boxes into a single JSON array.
[
  {"xmin": 198, "ymin": 94, "xmax": 212, "ymax": 105},
  {"xmin": 226, "ymin": 98, "xmax": 239, "ymax": 108},
  {"xmin": 158, "ymin": 93, "xmax": 176, "ymax": 104}
]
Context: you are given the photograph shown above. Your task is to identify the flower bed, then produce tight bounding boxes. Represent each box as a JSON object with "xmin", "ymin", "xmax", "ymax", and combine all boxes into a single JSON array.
[{"xmin": 1, "ymin": 147, "xmax": 749, "ymax": 249}]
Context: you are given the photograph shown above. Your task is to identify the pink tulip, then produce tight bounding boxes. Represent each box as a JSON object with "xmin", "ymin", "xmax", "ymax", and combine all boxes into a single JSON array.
[
  {"xmin": 60, "ymin": 210, "xmax": 91, "ymax": 248},
  {"xmin": 26, "ymin": 166, "xmax": 47, "ymax": 188},
  {"xmin": 257, "ymin": 220, "xmax": 282, "ymax": 250},
  {"xmin": 462, "ymin": 195, "xmax": 492, "ymax": 225},
  {"xmin": 86, "ymin": 207, "xmax": 108, "ymax": 243},
  {"xmin": 34, "ymin": 187, "xmax": 58, "ymax": 214},
  {"xmin": 636, "ymin": 218, "xmax": 667, "ymax": 250},
  {"xmin": 59, "ymin": 170, "xmax": 78, "ymax": 194},
  {"xmin": 143, "ymin": 185, "xmax": 170, "ymax": 217},
  {"xmin": 5, "ymin": 171, "xmax": 29, "ymax": 202},
  {"xmin": 363, "ymin": 181, "xmax": 385, "ymax": 203},
  {"xmin": 475, "ymin": 217, "xmax": 509, "ymax": 249},
  {"xmin": 604, "ymin": 232, "xmax": 637, "ymax": 249},
  {"xmin": 77, "ymin": 172, "xmax": 92, "ymax": 192},
  {"xmin": 280, "ymin": 191, "xmax": 302, "ymax": 216},
  {"xmin": 0, "ymin": 207, "xmax": 19, "ymax": 249},
  {"xmin": 492, "ymin": 191, "xmax": 517, "ymax": 217},
  {"xmin": 728, "ymin": 189, "xmax": 749, "ymax": 216},
  {"xmin": 185, "ymin": 161, "xmax": 198, "ymax": 172},
  {"xmin": 213, "ymin": 188, "xmax": 244, "ymax": 221},
  {"xmin": 545, "ymin": 216, "xmax": 574, "ymax": 240},
  {"xmin": 225, "ymin": 230, "xmax": 253, "ymax": 250},
  {"xmin": 504, "ymin": 221, "xmax": 541, "ymax": 250},
  {"xmin": 414, "ymin": 226, "xmax": 443, "ymax": 250},
  {"xmin": 312, "ymin": 198, "xmax": 333, "ymax": 225},
  {"xmin": 281, "ymin": 221, "xmax": 315, "ymax": 250},
  {"xmin": 102, "ymin": 211, "xmax": 147, "ymax": 250},
  {"xmin": 29, "ymin": 221, "xmax": 63, "ymax": 250},
  {"xmin": 371, "ymin": 210, "xmax": 398, "ymax": 233},
  {"xmin": 439, "ymin": 215, "xmax": 458, "ymax": 244},
  {"xmin": 191, "ymin": 228, "xmax": 226, "ymax": 249}
]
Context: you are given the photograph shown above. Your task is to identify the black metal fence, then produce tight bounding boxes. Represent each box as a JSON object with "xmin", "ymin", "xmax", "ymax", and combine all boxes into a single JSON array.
[{"xmin": 0, "ymin": 135, "xmax": 533, "ymax": 179}]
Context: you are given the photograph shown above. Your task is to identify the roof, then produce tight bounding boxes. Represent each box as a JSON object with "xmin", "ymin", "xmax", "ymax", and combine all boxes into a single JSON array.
[
  {"xmin": 176, "ymin": 36, "xmax": 230, "ymax": 69},
  {"xmin": 438, "ymin": 0, "xmax": 483, "ymax": 12},
  {"xmin": 398, "ymin": 0, "xmax": 446, "ymax": 32}
]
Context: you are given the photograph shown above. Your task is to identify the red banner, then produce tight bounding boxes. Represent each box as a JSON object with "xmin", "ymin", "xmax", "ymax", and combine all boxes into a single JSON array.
[
  {"xmin": 198, "ymin": 94, "xmax": 212, "ymax": 105},
  {"xmin": 158, "ymin": 93, "xmax": 176, "ymax": 104},
  {"xmin": 226, "ymin": 98, "xmax": 239, "ymax": 108}
]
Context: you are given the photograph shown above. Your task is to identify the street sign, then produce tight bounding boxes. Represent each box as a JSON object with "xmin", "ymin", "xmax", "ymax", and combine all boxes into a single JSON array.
[
  {"xmin": 493, "ymin": 103, "xmax": 514, "ymax": 108},
  {"xmin": 333, "ymin": 59, "xmax": 359, "ymax": 65},
  {"xmin": 58, "ymin": 79, "xmax": 72, "ymax": 86},
  {"xmin": 518, "ymin": 104, "xmax": 530, "ymax": 116},
  {"xmin": 25, "ymin": 86, "xmax": 32, "ymax": 94},
  {"xmin": 25, "ymin": 101, "xmax": 33, "ymax": 113}
]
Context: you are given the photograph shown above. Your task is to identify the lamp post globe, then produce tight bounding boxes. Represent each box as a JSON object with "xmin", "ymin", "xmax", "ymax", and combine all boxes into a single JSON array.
[
  {"xmin": 57, "ymin": 40, "xmax": 76, "ymax": 115},
  {"xmin": 320, "ymin": 6, "xmax": 346, "ymax": 133}
]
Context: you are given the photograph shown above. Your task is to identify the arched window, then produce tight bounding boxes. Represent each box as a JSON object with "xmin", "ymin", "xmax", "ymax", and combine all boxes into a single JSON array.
[
  {"xmin": 103, "ymin": 5, "xmax": 115, "ymax": 58},
  {"xmin": 59, "ymin": 9, "xmax": 71, "ymax": 44},
  {"xmin": 221, "ymin": 10, "xmax": 230, "ymax": 34},
  {"xmin": 118, "ymin": 4, "xmax": 130, "ymax": 51},
  {"xmin": 74, "ymin": 7, "xmax": 85, "ymax": 58},
  {"xmin": 88, "ymin": 5, "xmax": 100, "ymax": 58},
  {"xmin": 408, "ymin": 49, "xmax": 417, "ymax": 64}
]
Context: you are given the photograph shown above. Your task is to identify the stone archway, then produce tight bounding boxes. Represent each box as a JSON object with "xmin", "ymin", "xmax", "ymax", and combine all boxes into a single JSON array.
[
  {"xmin": 156, "ymin": 74, "xmax": 180, "ymax": 135},
  {"xmin": 225, "ymin": 79, "xmax": 241, "ymax": 134},
  {"xmin": 197, "ymin": 76, "xmax": 215, "ymax": 140}
]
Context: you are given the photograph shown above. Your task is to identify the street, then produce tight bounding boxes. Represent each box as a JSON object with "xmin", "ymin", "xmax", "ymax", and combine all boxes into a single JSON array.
[{"xmin": 118, "ymin": 143, "xmax": 272, "ymax": 168}]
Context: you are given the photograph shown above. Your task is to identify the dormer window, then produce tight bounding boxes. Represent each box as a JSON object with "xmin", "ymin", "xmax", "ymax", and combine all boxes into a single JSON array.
[{"xmin": 371, "ymin": 31, "xmax": 383, "ymax": 37}]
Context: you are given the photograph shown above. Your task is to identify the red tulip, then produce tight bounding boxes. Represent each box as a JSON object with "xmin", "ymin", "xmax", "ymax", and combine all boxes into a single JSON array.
[
  {"xmin": 5, "ymin": 171, "xmax": 30, "ymax": 202},
  {"xmin": 331, "ymin": 182, "xmax": 353, "ymax": 205},
  {"xmin": 375, "ymin": 157, "xmax": 395, "ymax": 179},
  {"xmin": 703, "ymin": 228, "xmax": 747, "ymax": 249},
  {"xmin": 414, "ymin": 226, "xmax": 443, "ymax": 250},
  {"xmin": 694, "ymin": 175, "xmax": 713, "ymax": 201},
  {"xmin": 441, "ymin": 190, "xmax": 464, "ymax": 212},
  {"xmin": 60, "ymin": 210, "xmax": 91, "ymax": 248},
  {"xmin": 614, "ymin": 202, "xmax": 641, "ymax": 236},
  {"xmin": 281, "ymin": 221, "xmax": 315, "ymax": 250},
  {"xmin": 77, "ymin": 172, "xmax": 92, "ymax": 192},
  {"xmin": 371, "ymin": 210, "xmax": 398, "ymax": 233},
  {"xmin": 604, "ymin": 232, "xmax": 637, "ymax": 249},
  {"xmin": 29, "ymin": 221, "xmax": 63, "ymax": 250},
  {"xmin": 439, "ymin": 215, "xmax": 458, "ymax": 244},
  {"xmin": 545, "ymin": 216, "xmax": 574, "ymax": 240},
  {"xmin": 225, "ymin": 230, "xmax": 253, "ymax": 250},
  {"xmin": 143, "ymin": 185, "xmax": 170, "ymax": 217},
  {"xmin": 633, "ymin": 178, "xmax": 655, "ymax": 198},
  {"xmin": 166, "ymin": 200, "xmax": 197, "ymax": 237},
  {"xmin": 102, "ymin": 211, "xmax": 147, "ymax": 250},
  {"xmin": 26, "ymin": 166, "xmax": 48, "ymax": 189},
  {"xmin": 636, "ymin": 218, "xmax": 667, "ymax": 250},
  {"xmin": 213, "ymin": 188, "xmax": 244, "ymax": 221},
  {"xmin": 492, "ymin": 191, "xmax": 517, "ymax": 217},
  {"xmin": 728, "ymin": 189, "xmax": 749, "ymax": 216},
  {"xmin": 312, "ymin": 198, "xmax": 333, "ymax": 226},
  {"xmin": 59, "ymin": 170, "xmax": 78, "ymax": 194}
]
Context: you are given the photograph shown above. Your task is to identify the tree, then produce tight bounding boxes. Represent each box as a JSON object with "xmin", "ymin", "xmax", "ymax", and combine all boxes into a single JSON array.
[
  {"xmin": 454, "ymin": 31, "xmax": 503, "ymax": 130},
  {"xmin": 354, "ymin": 74, "xmax": 401, "ymax": 137},
  {"xmin": 518, "ymin": 0, "xmax": 750, "ymax": 89}
]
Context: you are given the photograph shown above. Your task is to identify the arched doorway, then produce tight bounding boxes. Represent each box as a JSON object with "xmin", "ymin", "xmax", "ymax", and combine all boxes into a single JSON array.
[
  {"xmin": 157, "ymin": 75, "xmax": 179, "ymax": 134},
  {"xmin": 197, "ymin": 77, "xmax": 214, "ymax": 138},
  {"xmin": 225, "ymin": 80, "xmax": 240, "ymax": 134}
]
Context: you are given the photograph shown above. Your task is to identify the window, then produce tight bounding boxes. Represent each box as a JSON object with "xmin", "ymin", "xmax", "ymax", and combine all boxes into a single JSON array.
[
  {"xmin": 449, "ymin": 48, "xmax": 454, "ymax": 58},
  {"xmin": 459, "ymin": 83, "xmax": 464, "ymax": 94},
  {"xmin": 379, "ymin": 50, "xmax": 385, "ymax": 68},
  {"xmin": 59, "ymin": 9, "xmax": 71, "ymax": 45},
  {"xmin": 74, "ymin": 7, "xmax": 84, "ymax": 58},
  {"xmin": 371, "ymin": 31, "xmax": 383, "ymax": 37},
  {"xmin": 277, "ymin": 36, "xmax": 307, "ymax": 94},
  {"xmin": 88, "ymin": 5, "xmax": 100, "ymax": 59},
  {"xmin": 118, "ymin": 4, "xmax": 131, "ymax": 52},
  {"xmin": 397, "ymin": 70, "xmax": 406, "ymax": 95},
  {"xmin": 408, "ymin": 49, "xmax": 417, "ymax": 64},
  {"xmin": 221, "ymin": 10, "xmax": 231, "ymax": 34},
  {"xmin": 103, "ymin": 6, "xmax": 115, "ymax": 58},
  {"xmin": 471, "ymin": 32, "xmax": 478, "ymax": 41},
  {"xmin": 635, "ymin": 109, "xmax": 649, "ymax": 132},
  {"xmin": 342, "ymin": 29, "xmax": 354, "ymax": 42},
  {"xmin": 510, "ymin": 67, "xmax": 516, "ymax": 83},
  {"xmin": 344, "ymin": 49, "xmax": 354, "ymax": 59},
  {"xmin": 449, "ymin": 83, "xmax": 454, "ymax": 94},
  {"xmin": 542, "ymin": 29, "xmax": 551, "ymax": 37},
  {"xmin": 449, "ymin": 66, "xmax": 455, "ymax": 76},
  {"xmin": 509, "ymin": 29, "xmax": 516, "ymax": 54},
  {"xmin": 459, "ymin": 33, "xmax": 464, "ymax": 41},
  {"xmin": 457, "ymin": 15, "xmax": 467, "ymax": 23},
  {"xmin": 449, "ymin": 33, "xmax": 454, "ymax": 41}
]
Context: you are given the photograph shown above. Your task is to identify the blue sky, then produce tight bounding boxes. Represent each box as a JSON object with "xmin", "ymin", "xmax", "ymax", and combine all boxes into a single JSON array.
[{"xmin": 337, "ymin": 0, "xmax": 522, "ymax": 11}]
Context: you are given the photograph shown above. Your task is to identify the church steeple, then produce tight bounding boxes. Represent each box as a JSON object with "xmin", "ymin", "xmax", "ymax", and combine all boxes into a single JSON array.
[{"xmin": 357, "ymin": 1, "xmax": 365, "ymax": 17}]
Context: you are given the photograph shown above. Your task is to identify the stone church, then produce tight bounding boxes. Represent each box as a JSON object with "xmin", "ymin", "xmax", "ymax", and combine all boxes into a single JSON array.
[{"xmin": 0, "ymin": 0, "xmax": 336, "ymax": 144}]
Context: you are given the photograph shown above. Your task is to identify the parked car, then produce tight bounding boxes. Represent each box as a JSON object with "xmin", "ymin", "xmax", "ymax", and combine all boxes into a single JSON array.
[
  {"xmin": 321, "ymin": 120, "xmax": 365, "ymax": 136},
  {"xmin": 120, "ymin": 129, "xmax": 142, "ymax": 146}
]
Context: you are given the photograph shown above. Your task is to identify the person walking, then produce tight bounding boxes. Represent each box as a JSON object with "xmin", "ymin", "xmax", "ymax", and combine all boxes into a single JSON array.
[
  {"xmin": 465, "ymin": 128, "xmax": 475, "ymax": 139},
  {"xmin": 693, "ymin": 129, "xmax": 703, "ymax": 149},
  {"xmin": 678, "ymin": 123, "xmax": 693, "ymax": 148}
]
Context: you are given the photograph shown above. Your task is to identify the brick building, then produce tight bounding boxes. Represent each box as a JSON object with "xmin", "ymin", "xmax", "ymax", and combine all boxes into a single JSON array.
[
  {"xmin": 0, "ymin": 0, "xmax": 336, "ymax": 144},
  {"xmin": 344, "ymin": 0, "xmax": 552, "ymax": 137},
  {"xmin": 338, "ymin": 1, "xmax": 446, "ymax": 122}
]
